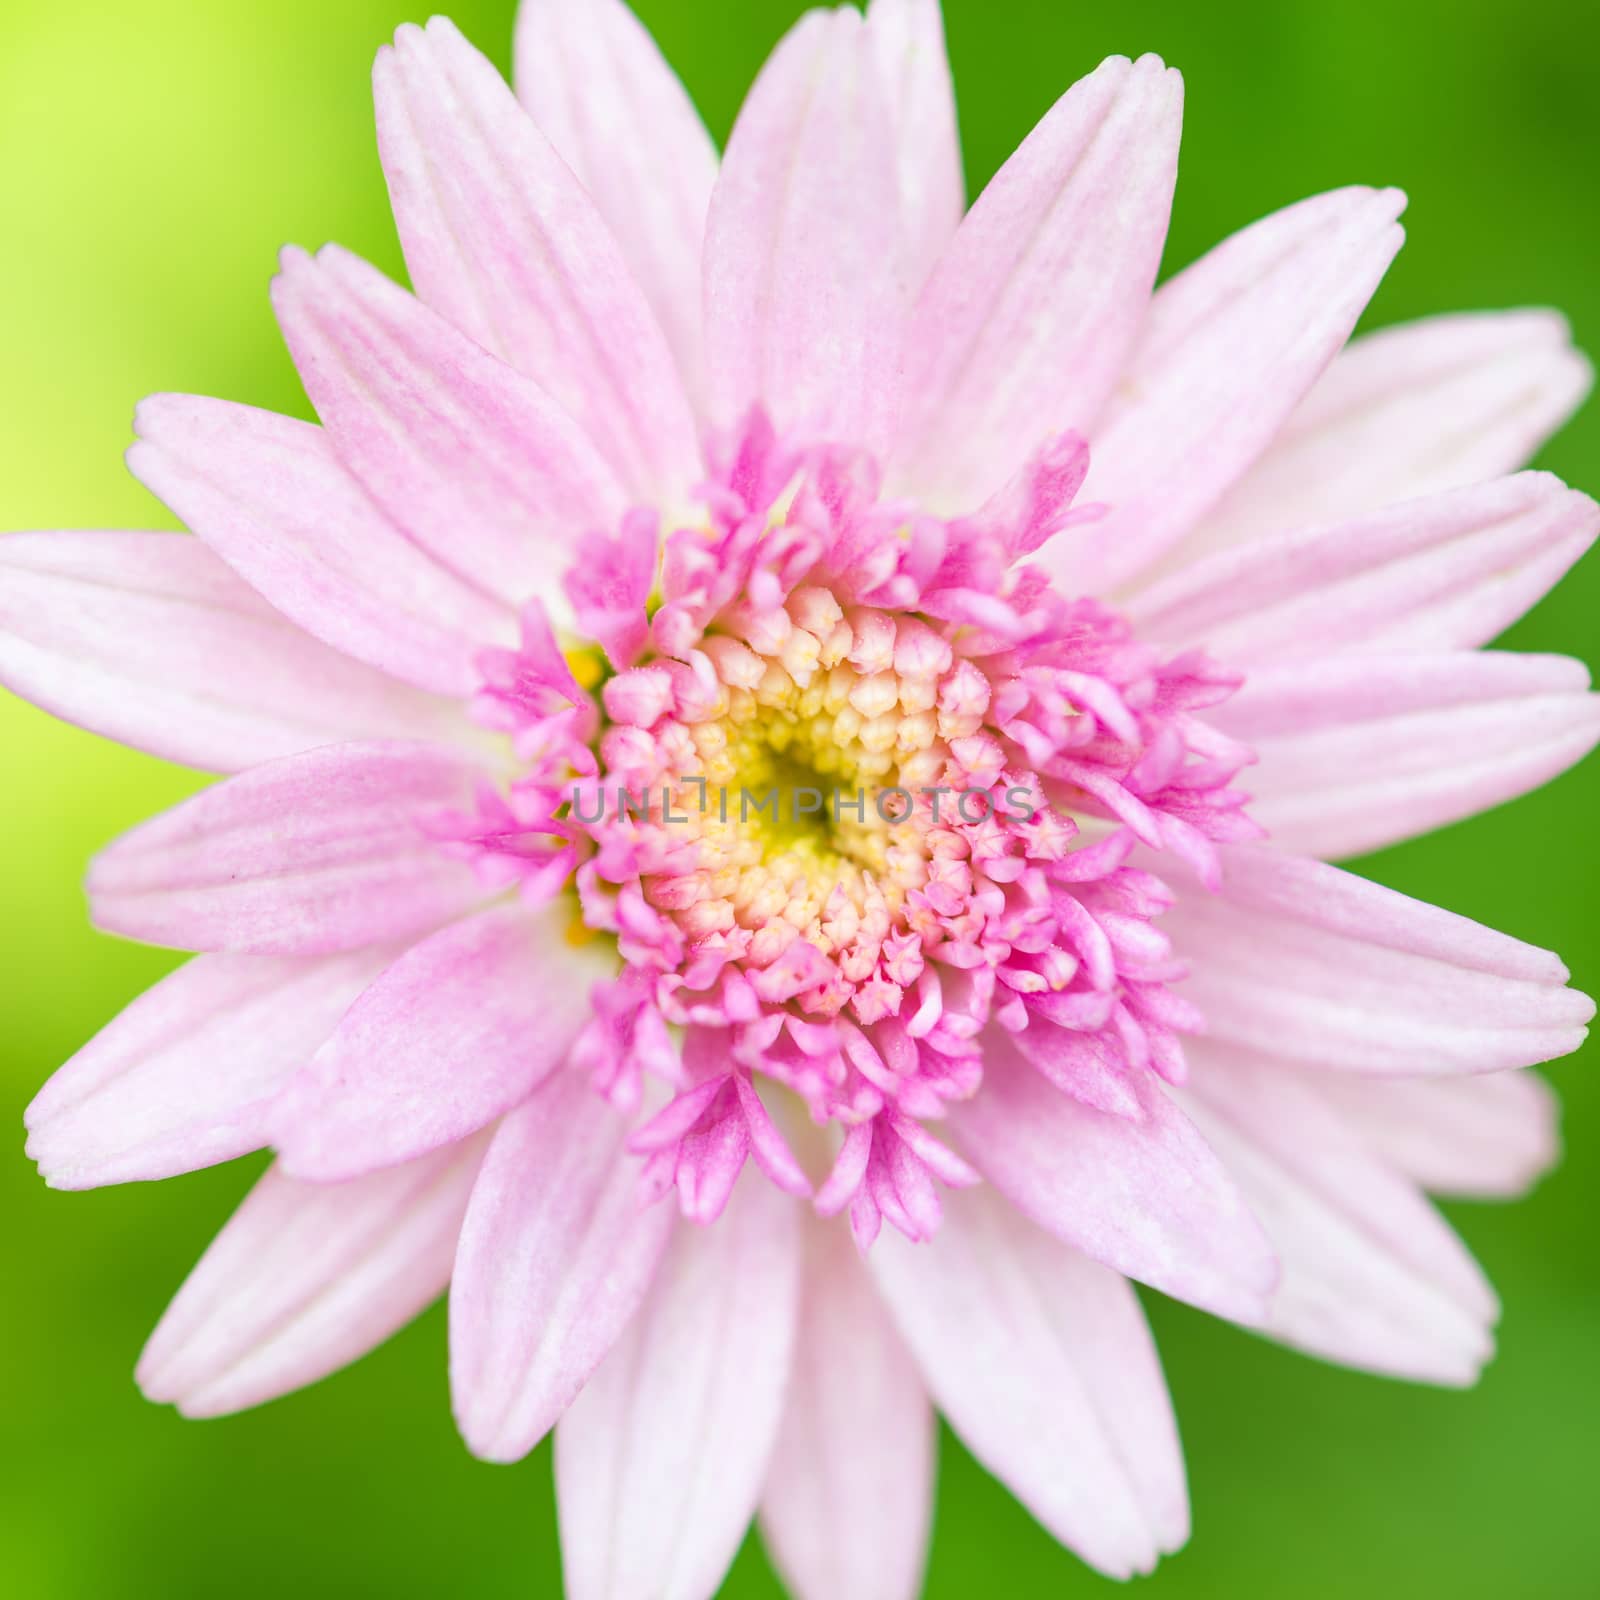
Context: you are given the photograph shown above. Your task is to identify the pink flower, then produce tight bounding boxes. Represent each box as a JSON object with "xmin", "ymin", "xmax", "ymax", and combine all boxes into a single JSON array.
[{"xmin": 6, "ymin": 0, "xmax": 1597, "ymax": 1591}]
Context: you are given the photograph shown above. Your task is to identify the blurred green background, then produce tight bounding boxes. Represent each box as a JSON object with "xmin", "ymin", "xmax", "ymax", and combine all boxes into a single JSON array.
[{"xmin": 2, "ymin": 0, "xmax": 1596, "ymax": 1594}]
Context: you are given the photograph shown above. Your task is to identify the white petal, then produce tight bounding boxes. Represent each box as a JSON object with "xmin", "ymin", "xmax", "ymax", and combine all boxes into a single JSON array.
[
  {"xmin": 555, "ymin": 1171, "xmax": 801, "ymax": 1600},
  {"xmin": 890, "ymin": 54, "xmax": 1181, "ymax": 510},
  {"xmin": 866, "ymin": 0, "xmax": 965, "ymax": 293},
  {"xmin": 1175, "ymin": 308, "xmax": 1593, "ymax": 566},
  {"xmin": 1178, "ymin": 1048, "xmax": 1497, "ymax": 1385},
  {"xmin": 0, "ymin": 530, "xmax": 470, "ymax": 770},
  {"xmin": 514, "ymin": 0, "xmax": 717, "ymax": 400},
  {"xmin": 703, "ymin": 8, "xmax": 906, "ymax": 457},
  {"xmin": 138, "ymin": 1136, "xmax": 486, "ymax": 1418},
  {"xmin": 1215, "ymin": 651, "xmax": 1600, "ymax": 858},
  {"xmin": 1054, "ymin": 186, "xmax": 1406, "ymax": 595},
  {"xmin": 871, "ymin": 1184, "xmax": 1187, "ymax": 1578},
  {"xmin": 1167, "ymin": 846, "xmax": 1594, "ymax": 1077},
  {"xmin": 449, "ymin": 1069, "xmax": 675, "ymax": 1462},
  {"xmin": 951, "ymin": 1031, "xmax": 1278, "ymax": 1322},
  {"xmin": 25, "ymin": 947, "xmax": 393, "ymax": 1189},
  {"xmin": 378, "ymin": 16, "xmax": 701, "ymax": 502},
  {"xmin": 760, "ymin": 1218, "xmax": 934, "ymax": 1600},
  {"xmin": 1290, "ymin": 1067, "xmax": 1560, "ymax": 1198}
]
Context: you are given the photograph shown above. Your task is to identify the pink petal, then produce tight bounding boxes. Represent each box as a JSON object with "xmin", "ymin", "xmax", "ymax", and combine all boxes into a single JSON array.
[
  {"xmin": 129, "ymin": 396, "xmax": 517, "ymax": 696},
  {"xmin": 449, "ymin": 1069, "xmax": 675, "ymax": 1462},
  {"xmin": 1290, "ymin": 1067, "xmax": 1560, "ymax": 1198},
  {"xmin": 272, "ymin": 243, "xmax": 627, "ymax": 609},
  {"xmin": 1008, "ymin": 1019, "xmax": 1144, "ymax": 1118},
  {"xmin": 702, "ymin": 7, "xmax": 906, "ymax": 457},
  {"xmin": 1057, "ymin": 186, "xmax": 1407, "ymax": 595},
  {"xmin": 137, "ymin": 1136, "xmax": 487, "ymax": 1418},
  {"xmin": 1177, "ymin": 308, "xmax": 1593, "ymax": 564},
  {"xmin": 759, "ymin": 1218, "xmax": 934, "ymax": 1600},
  {"xmin": 0, "ymin": 530, "xmax": 470, "ymax": 771},
  {"xmin": 87, "ymin": 740, "xmax": 491, "ymax": 955},
  {"xmin": 890, "ymin": 54, "xmax": 1182, "ymax": 512},
  {"xmin": 1214, "ymin": 651, "xmax": 1600, "ymax": 857},
  {"xmin": 1178, "ymin": 1048, "xmax": 1497, "ymax": 1385},
  {"xmin": 950, "ymin": 1031, "xmax": 1278, "ymax": 1321},
  {"xmin": 555, "ymin": 1170, "xmax": 801, "ymax": 1600},
  {"xmin": 376, "ymin": 17, "xmax": 700, "ymax": 503},
  {"xmin": 871, "ymin": 1184, "xmax": 1188, "ymax": 1579},
  {"xmin": 272, "ymin": 902, "xmax": 610, "ymax": 1181},
  {"xmin": 865, "ymin": 0, "xmax": 965, "ymax": 294},
  {"xmin": 514, "ymin": 0, "xmax": 717, "ymax": 398},
  {"xmin": 1167, "ymin": 844, "xmax": 1595, "ymax": 1076},
  {"xmin": 24, "ymin": 947, "xmax": 394, "ymax": 1189},
  {"xmin": 1128, "ymin": 471, "xmax": 1600, "ymax": 663}
]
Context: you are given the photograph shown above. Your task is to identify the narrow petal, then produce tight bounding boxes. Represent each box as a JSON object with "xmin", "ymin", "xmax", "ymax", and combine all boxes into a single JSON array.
[
  {"xmin": 273, "ymin": 903, "xmax": 611, "ymax": 1181},
  {"xmin": 703, "ymin": 7, "xmax": 905, "ymax": 457},
  {"xmin": 1290, "ymin": 1067, "xmax": 1560, "ymax": 1198},
  {"xmin": 137, "ymin": 1136, "xmax": 487, "ymax": 1418},
  {"xmin": 272, "ymin": 243, "xmax": 627, "ymax": 609},
  {"xmin": 1129, "ymin": 472, "xmax": 1600, "ymax": 663},
  {"xmin": 1214, "ymin": 651, "xmax": 1600, "ymax": 857},
  {"xmin": 0, "ymin": 530, "xmax": 470, "ymax": 771},
  {"xmin": 377, "ymin": 17, "xmax": 701, "ymax": 503},
  {"xmin": 87, "ymin": 740, "xmax": 492, "ymax": 955},
  {"xmin": 555, "ymin": 1170, "xmax": 801, "ymax": 1600},
  {"xmin": 1177, "ymin": 309, "xmax": 1593, "ymax": 563},
  {"xmin": 759, "ymin": 1218, "xmax": 934, "ymax": 1600},
  {"xmin": 25, "ymin": 947, "xmax": 394, "ymax": 1189},
  {"xmin": 871, "ymin": 1184, "xmax": 1187, "ymax": 1579},
  {"xmin": 890, "ymin": 54, "xmax": 1182, "ymax": 511},
  {"xmin": 1167, "ymin": 845, "xmax": 1594, "ymax": 1076},
  {"xmin": 449, "ymin": 1069, "xmax": 675, "ymax": 1462},
  {"xmin": 514, "ymin": 0, "xmax": 717, "ymax": 398},
  {"xmin": 1178, "ymin": 1048, "xmax": 1498, "ymax": 1385},
  {"xmin": 1054, "ymin": 186, "xmax": 1407, "ymax": 595},
  {"xmin": 129, "ymin": 396, "xmax": 517, "ymax": 696},
  {"xmin": 950, "ymin": 1032, "xmax": 1278, "ymax": 1321},
  {"xmin": 866, "ymin": 0, "xmax": 965, "ymax": 292}
]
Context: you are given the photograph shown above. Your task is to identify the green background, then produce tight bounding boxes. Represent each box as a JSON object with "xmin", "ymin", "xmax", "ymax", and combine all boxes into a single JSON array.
[{"xmin": 2, "ymin": 0, "xmax": 1596, "ymax": 1594}]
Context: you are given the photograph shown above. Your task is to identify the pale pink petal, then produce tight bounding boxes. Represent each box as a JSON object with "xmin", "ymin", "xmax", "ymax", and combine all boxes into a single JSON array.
[
  {"xmin": 1175, "ymin": 309, "xmax": 1593, "ymax": 564},
  {"xmin": 1215, "ymin": 651, "xmax": 1600, "ymax": 857},
  {"xmin": 449, "ymin": 1069, "xmax": 675, "ymax": 1462},
  {"xmin": 703, "ymin": 8, "xmax": 905, "ymax": 458},
  {"xmin": 759, "ymin": 1217, "xmax": 934, "ymax": 1600},
  {"xmin": 1177, "ymin": 1049, "xmax": 1497, "ymax": 1385},
  {"xmin": 87, "ymin": 740, "xmax": 492, "ymax": 955},
  {"xmin": 1055, "ymin": 186, "xmax": 1407, "ymax": 595},
  {"xmin": 889, "ymin": 54, "xmax": 1182, "ymax": 512},
  {"xmin": 871, "ymin": 1184, "xmax": 1187, "ymax": 1579},
  {"xmin": 376, "ymin": 17, "xmax": 700, "ymax": 504},
  {"xmin": 514, "ymin": 0, "xmax": 717, "ymax": 398},
  {"xmin": 272, "ymin": 243, "xmax": 627, "ymax": 609},
  {"xmin": 1167, "ymin": 845, "xmax": 1595, "ymax": 1076},
  {"xmin": 25, "ymin": 947, "xmax": 394, "ymax": 1189},
  {"xmin": 0, "ymin": 530, "xmax": 471, "ymax": 771},
  {"xmin": 950, "ymin": 1031, "xmax": 1278, "ymax": 1321},
  {"xmin": 137, "ymin": 1135, "xmax": 487, "ymax": 1418},
  {"xmin": 129, "ymin": 396, "xmax": 517, "ymax": 696},
  {"xmin": 272, "ymin": 902, "xmax": 612, "ymax": 1182},
  {"xmin": 1128, "ymin": 471, "xmax": 1600, "ymax": 663},
  {"xmin": 866, "ymin": 0, "xmax": 965, "ymax": 293},
  {"xmin": 555, "ymin": 1170, "xmax": 801, "ymax": 1600},
  {"xmin": 1289, "ymin": 1067, "xmax": 1560, "ymax": 1198}
]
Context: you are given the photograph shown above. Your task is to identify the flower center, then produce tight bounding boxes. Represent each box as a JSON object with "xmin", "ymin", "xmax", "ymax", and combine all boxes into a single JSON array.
[
  {"xmin": 592, "ymin": 592, "xmax": 1000, "ymax": 1023},
  {"xmin": 445, "ymin": 417, "xmax": 1261, "ymax": 1236}
]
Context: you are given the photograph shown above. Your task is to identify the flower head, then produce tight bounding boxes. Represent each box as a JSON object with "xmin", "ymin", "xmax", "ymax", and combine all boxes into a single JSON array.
[{"xmin": 7, "ymin": 0, "xmax": 1597, "ymax": 1593}]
